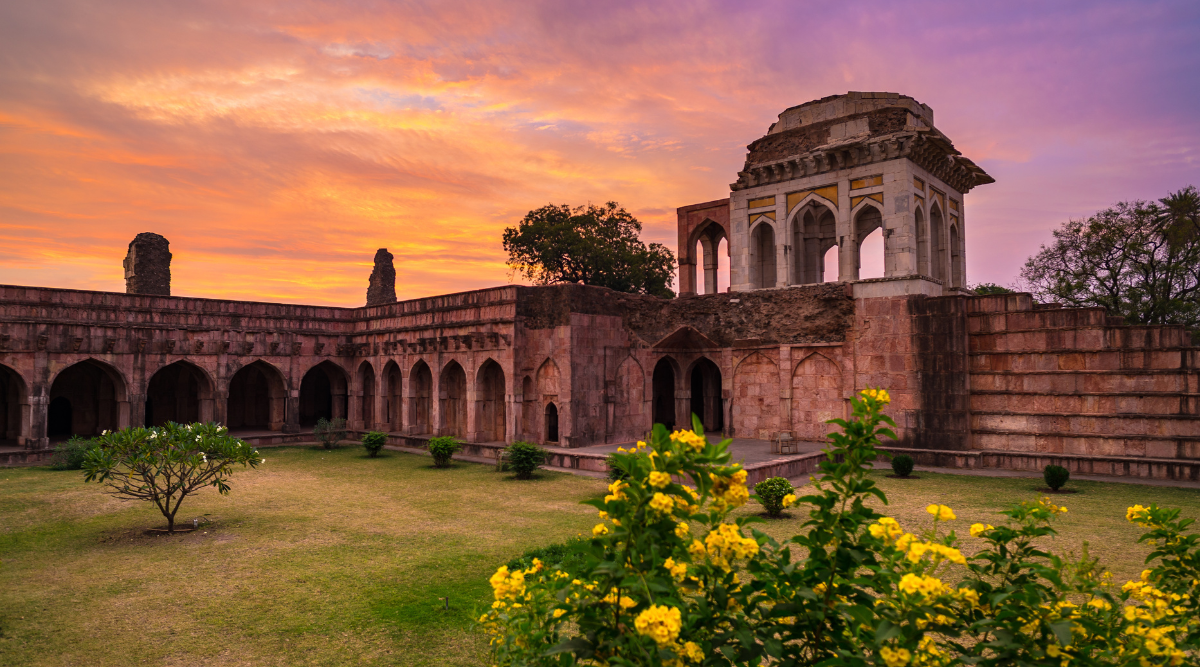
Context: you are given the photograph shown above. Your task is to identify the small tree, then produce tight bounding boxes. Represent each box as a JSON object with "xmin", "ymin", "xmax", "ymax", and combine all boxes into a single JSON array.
[
  {"xmin": 506, "ymin": 441, "xmax": 548, "ymax": 480},
  {"xmin": 313, "ymin": 417, "xmax": 347, "ymax": 450},
  {"xmin": 362, "ymin": 431, "xmax": 387, "ymax": 457},
  {"xmin": 427, "ymin": 436, "xmax": 462, "ymax": 468},
  {"xmin": 82, "ymin": 422, "xmax": 263, "ymax": 533}
]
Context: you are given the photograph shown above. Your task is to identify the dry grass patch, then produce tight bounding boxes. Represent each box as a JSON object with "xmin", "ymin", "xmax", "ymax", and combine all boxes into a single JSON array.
[{"xmin": 0, "ymin": 447, "xmax": 604, "ymax": 667}]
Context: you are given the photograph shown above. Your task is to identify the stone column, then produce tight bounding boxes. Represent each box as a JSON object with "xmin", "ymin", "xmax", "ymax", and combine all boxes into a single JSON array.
[
  {"xmin": 779, "ymin": 345, "xmax": 792, "ymax": 436},
  {"xmin": 124, "ymin": 232, "xmax": 172, "ymax": 296},
  {"xmin": 284, "ymin": 389, "xmax": 300, "ymax": 433},
  {"xmin": 366, "ymin": 249, "xmax": 398, "ymax": 307},
  {"xmin": 26, "ymin": 392, "xmax": 45, "ymax": 448},
  {"xmin": 836, "ymin": 181, "xmax": 856, "ymax": 281}
]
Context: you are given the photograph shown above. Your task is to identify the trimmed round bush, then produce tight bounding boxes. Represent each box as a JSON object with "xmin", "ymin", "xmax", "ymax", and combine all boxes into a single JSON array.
[
  {"xmin": 506, "ymin": 441, "xmax": 548, "ymax": 479},
  {"xmin": 753, "ymin": 476, "xmax": 795, "ymax": 518},
  {"xmin": 427, "ymin": 436, "xmax": 462, "ymax": 468},
  {"xmin": 1044, "ymin": 464, "xmax": 1070, "ymax": 491},
  {"xmin": 361, "ymin": 431, "xmax": 387, "ymax": 458},
  {"xmin": 891, "ymin": 453, "xmax": 915, "ymax": 478}
]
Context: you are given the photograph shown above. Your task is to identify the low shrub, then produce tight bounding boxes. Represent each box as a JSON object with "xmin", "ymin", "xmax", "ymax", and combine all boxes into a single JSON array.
[
  {"xmin": 313, "ymin": 417, "xmax": 347, "ymax": 450},
  {"xmin": 752, "ymin": 476, "xmax": 796, "ymax": 517},
  {"xmin": 605, "ymin": 453, "xmax": 631, "ymax": 482},
  {"xmin": 506, "ymin": 537, "xmax": 591, "ymax": 578},
  {"xmin": 891, "ymin": 453, "xmax": 915, "ymax": 477},
  {"xmin": 506, "ymin": 441, "xmax": 547, "ymax": 479},
  {"xmin": 361, "ymin": 431, "xmax": 387, "ymax": 457},
  {"xmin": 427, "ymin": 436, "xmax": 461, "ymax": 468},
  {"xmin": 1044, "ymin": 463, "xmax": 1070, "ymax": 491},
  {"xmin": 49, "ymin": 436, "xmax": 94, "ymax": 470}
]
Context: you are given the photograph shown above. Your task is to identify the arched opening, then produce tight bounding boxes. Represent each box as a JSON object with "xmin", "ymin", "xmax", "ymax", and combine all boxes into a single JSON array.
[
  {"xmin": 750, "ymin": 223, "xmax": 776, "ymax": 289},
  {"xmin": 689, "ymin": 357, "xmax": 723, "ymax": 433},
  {"xmin": 439, "ymin": 361, "xmax": 467, "ymax": 438},
  {"xmin": 950, "ymin": 224, "xmax": 963, "ymax": 289},
  {"xmin": 145, "ymin": 361, "xmax": 213, "ymax": 426},
  {"xmin": 521, "ymin": 375, "xmax": 536, "ymax": 441},
  {"xmin": 299, "ymin": 361, "xmax": 348, "ymax": 427},
  {"xmin": 692, "ymin": 221, "xmax": 730, "ymax": 295},
  {"xmin": 930, "ymin": 204, "xmax": 946, "ymax": 282},
  {"xmin": 792, "ymin": 204, "xmax": 837, "ymax": 284},
  {"xmin": 409, "ymin": 361, "xmax": 433, "ymax": 435},
  {"xmin": 823, "ymin": 245, "xmax": 840, "ymax": 282},
  {"xmin": 48, "ymin": 359, "xmax": 126, "ymax": 439},
  {"xmin": 226, "ymin": 360, "xmax": 287, "ymax": 431},
  {"xmin": 476, "ymin": 360, "xmax": 506, "ymax": 443},
  {"xmin": 652, "ymin": 357, "xmax": 676, "ymax": 430},
  {"xmin": 359, "ymin": 361, "xmax": 376, "ymax": 428},
  {"xmin": 915, "ymin": 207, "xmax": 928, "ymax": 276},
  {"xmin": 384, "ymin": 361, "xmax": 402, "ymax": 432},
  {"xmin": 854, "ymin": 205, "xmax": 885, "ymax": 280},
  {"xmin": 48, "ymin": 397, "xmax": 72, "ymax": 438},
  {"xmin": 544, "ymin": 403, "xmax": 559, "ymax": 443},
  {"xmin": 0, "ymin": 364, "xmax": 26, "ymax": 444}
]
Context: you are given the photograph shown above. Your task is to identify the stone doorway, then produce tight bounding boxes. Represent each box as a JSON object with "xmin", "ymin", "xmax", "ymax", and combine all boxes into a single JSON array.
[
  {"xmin": 689, "ymin": 357, "xmax": 723, "ymax": 433},
  {"xmin": 652, "ymin": 358, "xmax": 676, "ymax": 430}
]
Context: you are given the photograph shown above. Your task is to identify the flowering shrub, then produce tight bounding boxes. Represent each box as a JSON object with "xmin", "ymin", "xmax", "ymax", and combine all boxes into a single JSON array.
[
  {"xmin": 82, "ymin": 422, "xmax": 263, "ymax": 533},
  {"xmin": 480, "ymin": 389, "xmax": 1200, "ymax": 666},
  {"xmin": 753, "ymin": 476, "xmax": 796, "ymax": 518}
]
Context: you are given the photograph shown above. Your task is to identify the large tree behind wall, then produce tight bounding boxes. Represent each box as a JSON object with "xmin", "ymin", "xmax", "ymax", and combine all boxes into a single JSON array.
[
  {"xmin": 502, "ymin": 202, "xmax": 676, "ymax": 299},
  {"xmin": 1021, "ymin": 186, "xmax": 1200, "ymax": 332}
]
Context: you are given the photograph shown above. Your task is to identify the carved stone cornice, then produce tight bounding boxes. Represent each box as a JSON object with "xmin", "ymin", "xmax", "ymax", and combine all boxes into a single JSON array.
[{"xmin": 730, "ymin": 131, "xmax": 993, "ymax": 195}]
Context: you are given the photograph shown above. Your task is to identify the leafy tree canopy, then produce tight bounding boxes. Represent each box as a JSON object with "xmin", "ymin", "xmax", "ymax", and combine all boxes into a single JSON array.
[
  {"xmin": 502, "ymin": 202, "xmax": 676, "ymax": 299},
  {"xmin": 970, "ymin": 282, "xmax": 1016, "ymax": 295},
  {"xmin": 1021, "ymin": 186, "xmax": 1200, "ymax": 332}
]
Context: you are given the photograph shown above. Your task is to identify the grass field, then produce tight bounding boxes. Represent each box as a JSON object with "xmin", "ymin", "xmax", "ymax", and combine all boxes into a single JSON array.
[{"xmin": 1, "ymin": 446, "xmax": 1196, "ymax": 666}]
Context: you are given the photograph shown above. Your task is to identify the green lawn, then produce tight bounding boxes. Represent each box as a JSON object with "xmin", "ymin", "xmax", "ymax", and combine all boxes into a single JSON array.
[{"xmin": 1, "ymin": 448, "xmax": 1197, "ymax": 666}]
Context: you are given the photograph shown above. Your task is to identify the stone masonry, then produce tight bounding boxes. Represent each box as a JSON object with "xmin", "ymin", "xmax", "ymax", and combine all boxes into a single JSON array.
[
  {"xmin": 123, "ymin": 232, "xmax": 171, "ymax": 296},
  {"xmin": 0, "ymin": 92, "xmax": 1196, "ymax": 480}
]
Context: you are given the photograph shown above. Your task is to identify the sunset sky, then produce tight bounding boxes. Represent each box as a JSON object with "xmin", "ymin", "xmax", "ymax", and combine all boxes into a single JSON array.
[{"xmin": 1, "ymin": 1, "xmax": 1197, "ymax": 306}]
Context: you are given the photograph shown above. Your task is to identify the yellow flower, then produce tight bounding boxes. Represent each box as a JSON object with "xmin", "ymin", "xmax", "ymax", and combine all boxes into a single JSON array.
[
  {"xmin": 664, "ymin": 557, "xmax": 688, "ymax": 582},
  {"xmin": 898, "ymin": 573, "xmax": 946, "ymax": 599},
  {"xmin": 593, "ymin": 524, "xmax": 609, "ymax": 537},
  {"xmin": 650, "ymin": 492, "xmax": 675, "ymax": 514},
  {"xmin": 969, "ymin": 523, "xmax": 993, "ymax": 537},
  {"xmin": 649, "ymin": 471, "xmax": 672, "ymax": 489},
  {"xmin": 1127, "ymin": 504, "xmax": 1151, "ymax": 525},
  {"xmin": 681, "ymin": 641, "xmax": 704, "ymax": 662},
  {"xmin": 634, "ymin": 604, "xmax": 682, "ymax": 646},
  {"xmin": 926, "ymin": 504, "xmax": 956, "ymax": 521},
  {"xmin": 860, "ymin": 388, "xmax": 892, "ymax": 405},
  {"xmin": 879, "ymin": 646, "xmax": 911, "ymax": 667},
  {"xmin": 671, "ymin": 429, "xmax": 707, "ymax": 452},
  {"xmin": 675, "ymin": 522, "xmax": 690, "ymax": 538},
  {"xmin": 552, "ymin": 608, "xmax": 566, "ymax": 618},
  {"xmin": 598, "ymin": 511, "xmax": 609, "ymax": 520},
  {"xmin": 782, "ymin": 493, "xmax": 797, "ymax": 508},
  {"xmin": 489, "ymin": 566, "xmax": 526, "ymax": 601}
]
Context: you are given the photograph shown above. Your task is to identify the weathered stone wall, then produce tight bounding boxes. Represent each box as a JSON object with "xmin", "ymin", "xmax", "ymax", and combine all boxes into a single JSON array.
[
  {"xmin": 967, "ymin": 294, "xmax": 1200, "ymax": 470},
  {"xmin": 365, "ymin": 248, "xmax": 398, "ymax": 306},
  {"xmin": 123, "ymin": 233, "xmax": 172, "ymax": 296}
]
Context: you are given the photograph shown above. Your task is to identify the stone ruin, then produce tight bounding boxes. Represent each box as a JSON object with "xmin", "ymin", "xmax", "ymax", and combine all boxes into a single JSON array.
[
  {"xmin": 0, "ymin": 92, "xmax": 1196, "ymax": 481},
  {"xmin": 366, "ymin": 248, "xmax": 398, "ymax": 307},
  {"xmin": 123, "ymin": 232, "xmax": 172, "ymax": 296}
]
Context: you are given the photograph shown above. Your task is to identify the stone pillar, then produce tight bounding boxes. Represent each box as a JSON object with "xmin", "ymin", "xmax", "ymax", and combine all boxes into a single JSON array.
[
  {"xmin": 373, "ymin": 371, "xmax": 386, "ymax": 432},
  {"xmin": 366, "ymin": 249, "xmax": 398, "ymax": 307},
  {"xmin": 124, "ymin": 233, "xmax": 172, "ymax": 296},
  {"xmin": 284, "ymin": 390, "xmax": 300, "ymax": 433},
  {"xmin": 779, "ymin": 345, "xmax": 792, "ymax": 435},
  {"xmin": 26, "ymin": 392, "xmax": 45, "ymax": 448},
  {"xmin": 836, "ymin": 181, "xmax": 856, "ymax": 281}
]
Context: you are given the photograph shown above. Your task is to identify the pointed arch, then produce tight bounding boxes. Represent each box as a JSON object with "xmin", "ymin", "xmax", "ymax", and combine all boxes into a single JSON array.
[
  {"xmin": 0, "ymin": 363, "xmax": 28, "ymax": 444},
  {"xmin": 791, "ymin": 352, "xmax": 843, "ymax": 442},
  {"xmin": 688, "ymin": 356, "xmax": 723, "ymax": 433},
  {"xmin": 789, "ymin": 202, "xmax": 838, "ymax": 284},
  {"xmin": 914, "ymin": 205, "xmax": 928, "ymax": 277},
  {"xmin": 611, "ymin": 355, "xmax": 646, "ymax": 440},
  {"xmin": 544, "ymin": 402, "xmax": 559, "ymax": 443},
  {"xmin": 383, "ymin": 360, "xmax": 402, "ymax": 432},
  {"xmin": 690, "ymin": 218, "xmax": 730, "ymax": 295},
  {"xmin": 227, "ymin": 359, "xmax": 287, "ymax": 431},
  {"xmin": 48, "ymin": 358, "xmax": 128, "ymax": 438},
  {"xmin": 475, "ymin": 358, "xmax": 506, "ymax": 442},
  {"xmin": 651, "ymin": 356, "xmax": 678, "ymax": 429},
  {"xmin": 732, "ymin": 351, "xmax": 778, "ymax": 440},
  {"xmin": 357, "ymin": 360, "xmax": 376, "ymax": 428},
  {"xmin": 439, "ymin": 360, "xmax": 467, "ymax": 438},
  {"xmin": 145, "ymin": 360, "xmax": 215, "ymax": 426},
  {"xmin": 950, "ymin": 223, "xmax": 963, "ymax": 289},
  {"xmin": 749, "ymin": 222, "xmax": 777, "ymax": 289},
  {"xmin": 536, "ymin": 358, "xmax": 560, "ymax": 396},
  {"xmin": 854, "ymin": 204, "xmax": 885, "ymax": 280},
  {"xmin": 299, "ymin": 361, "xmax": 349, "ymax": 427},
  {"xmin": 929, "ymin": 203, "xmax": 946, "ymax": 282},
  {"xmin": 409, "ymin": 360, "xmax": 433, "ymax": 435}
]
